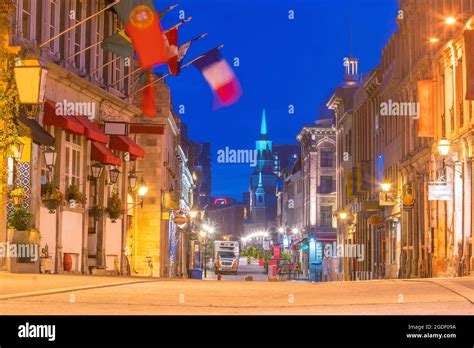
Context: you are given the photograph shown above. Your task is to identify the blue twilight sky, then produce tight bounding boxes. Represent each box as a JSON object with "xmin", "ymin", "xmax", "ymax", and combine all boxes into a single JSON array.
[{"xmin": 158, "ymin": 0, "xmax": 399, "ymax": 200}]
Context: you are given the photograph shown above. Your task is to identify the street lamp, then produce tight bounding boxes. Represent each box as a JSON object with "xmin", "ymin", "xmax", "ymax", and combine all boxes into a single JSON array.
[
  {"xmin": 11, "ymin": 142, "xmax": 24, "ymax": 161},
  {"xmin": 13, "ymin": 58, "xmax": 48, "ymax": 105},
  {"xmin": 89, "ymin": 163, "xmax": 103, "ymax": 181},
  {"xmin": 278, "ymin": 227, "xmax": 285, "ymax": 233},
  {"xmin": 381, "ymin": 181, "xmax": 392, "ymax": 193},
  {"xmin": 189, "ymin": 209, "xmax": 199, "ymax": 219},
  {"xmin": 138, "ymin": 178, "xmax": 148, "ymax": 197},
  {"xmin": 429, "ymin": 37, "xmax": 440, "ymax": 44},
  {"xmin": 107, "ymin": 168, "xmax": 121, "ymax": 186},
  {"xmin": 128, "ymin": 170, "xmax": 138, "ymax": 191},
  {"xmin": 43, "ymin": 147, "xmax": 56, "ymax": 169},
  {"xmin": 445, "ymin": 16, "xmax": 457, "ymax": 25},
  {"xmin": 292, "ymin": 227, "xmax": 299, "ymax": 234},
  {"xmin": 437, "ymin": 139, "xmax": 451, "ymax": 157},
  {"xmin": 338, "ymin": 211, "xmax": 349, "ymax": 221}
]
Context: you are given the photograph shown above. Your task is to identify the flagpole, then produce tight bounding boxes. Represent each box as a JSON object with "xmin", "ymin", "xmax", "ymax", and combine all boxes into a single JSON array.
[
  {"xmin": 132, "ymin": 45, "xmax": 224, "ymax": 95},
  {"xmin": 110, "ymin": 66, "xmax": 143, "ymax": 87},
  {"xmin": 64, "ymin": 41, "xmax": 102, "ymax": 61},
  {"xmin": 180, "ymin": 44, "xmax": 224, "ymax": 69},
  {"xmin": 167, "ymin": 17, "xmax": 192, "ymax": 32},
  {"xmin": 39, "ymin": 0, "xmax": 121, "ymax": 48},
  {"xmin": 89, "ymin": 56, "xmax": 122, "ymax": 75}
]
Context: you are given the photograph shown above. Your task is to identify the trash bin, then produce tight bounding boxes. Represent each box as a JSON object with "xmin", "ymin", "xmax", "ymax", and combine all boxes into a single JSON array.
[{"xmin": 189, "ymin": 268, "xmax": 203, "ymax": 279}]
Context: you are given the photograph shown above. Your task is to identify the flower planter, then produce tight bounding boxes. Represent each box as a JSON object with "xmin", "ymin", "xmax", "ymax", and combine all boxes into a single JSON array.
[
  {"xmin": 90, "ymin": 206, "xmax": 104, "ymax": 219},
  {"xmin": 43, "ymin": 199, "xmax": 59, "ymax": 213},
  {"xmin": 28, "ymin": 230, "xmax": 41, "ymax": 243},
  {"xmin": 108, "ymin": 211, "xmax": 121, "ymax": 223}
]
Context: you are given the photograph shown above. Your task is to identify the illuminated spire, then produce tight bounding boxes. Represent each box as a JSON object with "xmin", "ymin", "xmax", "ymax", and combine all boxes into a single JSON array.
[{"xmin": 260, "ymin": 109, "xmax": 267, "ymax": 135}]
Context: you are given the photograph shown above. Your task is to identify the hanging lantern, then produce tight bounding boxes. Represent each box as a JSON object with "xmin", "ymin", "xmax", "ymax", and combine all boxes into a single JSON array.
[{"xmin": 14, "ymin": 58, "xmax": 48, "ymax": 105}]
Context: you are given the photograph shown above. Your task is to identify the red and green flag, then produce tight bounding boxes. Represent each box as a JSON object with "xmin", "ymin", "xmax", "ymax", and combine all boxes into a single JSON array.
[{"xmin": 113, "ymin": 0, "xmax": 167, "ymax": 69}]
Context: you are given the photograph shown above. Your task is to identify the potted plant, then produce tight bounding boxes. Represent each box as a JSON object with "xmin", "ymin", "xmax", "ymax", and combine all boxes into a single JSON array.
[
  {"xmin": 8, "ymin": 208, "xmax": 38, "ymax": 244},
  {"xmin": 106, "ymin": 192, "xmax": 123, "ymax": 223},
  {"xmin": 41, "ymin": 183, "xmax": 64, "ymax": 213},
  {"xmin": 66, "ymin": 184, "xmax": 87, "ymax": 207},
  {"xmin": 9, "ymin": 187, "xmax": 26, "ymax": 207},
  {"xmin": 89, "ymin": 204, "xmax": 105, "ymax": 219},
  {"xmin": 9, "ymin": 208, "xmax": 33, "ymax": 232}
]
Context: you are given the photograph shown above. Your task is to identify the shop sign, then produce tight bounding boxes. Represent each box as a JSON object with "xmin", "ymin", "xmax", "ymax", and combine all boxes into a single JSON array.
[
  {"xmin": 428, "ymin": 184, "xmax": 452, "ymax": 201},
  {"xmin": 402, "ymin": 194, "xmax": 415, "ymax": 210}
]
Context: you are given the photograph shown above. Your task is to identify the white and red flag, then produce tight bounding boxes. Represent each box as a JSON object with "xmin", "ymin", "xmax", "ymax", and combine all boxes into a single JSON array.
[
  {"xmin": 165, "ymin": 27, "xmax": 179, "ymax": 75},
  {"xmin": 193, "ymin": 48, "xmax": 242, "ymax": 108}
]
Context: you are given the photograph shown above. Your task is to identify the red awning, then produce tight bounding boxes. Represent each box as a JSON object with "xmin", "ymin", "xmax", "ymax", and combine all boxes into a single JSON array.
[
  {"xmin": 109, "ymin": 135, "xmax": 145, "ymax": 158},
  {"xmin": 91, "ymin": 142, "xmax": 121, "ymax": 166},
  {"xmin": 130, "ymin": 124, "xmax": 165, "ymax": 135},
  {"xmin": 43, "ymin": 100, "xmax": 85, "ymax": 135},
  {"xmin": 73, "ymin": 116, "xmax": 109, "ymax": 144}
]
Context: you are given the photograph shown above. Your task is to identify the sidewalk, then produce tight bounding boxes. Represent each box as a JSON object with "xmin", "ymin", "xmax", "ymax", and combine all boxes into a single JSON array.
[{"xmin": 0, "ymin": 272, "xmax": 158, "ymax": 300}]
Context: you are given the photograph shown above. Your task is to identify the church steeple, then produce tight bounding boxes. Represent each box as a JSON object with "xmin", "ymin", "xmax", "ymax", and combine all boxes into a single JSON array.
[
  {"xmin": 260, "ymin": 109, "xmax": 267, "ymax": 136},
  {"xmin": 255, "ymin": 108, "xmax": 273, "ymax": 172},
  {"xmin": 255, "ymin": 172, "xmax": 265, "ymax": 206},
  {"xmin": 259, "ymin": 109, "xmax": 269, "ymax": 141}
]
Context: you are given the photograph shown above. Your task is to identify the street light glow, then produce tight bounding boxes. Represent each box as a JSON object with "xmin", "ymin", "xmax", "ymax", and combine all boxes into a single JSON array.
[
  {"xmin": 381, "ymin": 181, "xmax": 392, "ymax": 192},
  {"xmin": 445, "ymin": 16, "xmax": 457, "ymax": 25},
  {"xmin": 241, "ymin": 231, "xmax": 269, "ymax": 242},
  {"xmin": 437, "ymin": 139, "xmax": 451, "ymax": 157}
]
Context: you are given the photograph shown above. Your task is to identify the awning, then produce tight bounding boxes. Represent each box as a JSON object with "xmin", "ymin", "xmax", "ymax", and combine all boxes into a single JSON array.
[
  {"xmin": 91, "ymin": 142, "xmax": 121, "ymax": 166},
  {"xmin": 43, "ymin": 100, "xmax": 85, "ymax": 135},
  {"xmin": 130, "ymin": 124, "xmax": 165, "ymax": 135},
  {"xmin": 109, "ymin": 135, "xmax": 145, "ymax": 158},
  {"xmin": 73, "ymin": 116, "xmax": 109, "ymax": 144},
  {"xmin": 19, "ymin": 114, "xmax": 55, "ymax": 146}
]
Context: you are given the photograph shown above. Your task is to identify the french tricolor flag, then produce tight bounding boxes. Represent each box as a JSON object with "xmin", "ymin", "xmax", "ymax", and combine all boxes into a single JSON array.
[{"xmin": 193, "ymin": 48, "xmax": 242, "ymax": 108}]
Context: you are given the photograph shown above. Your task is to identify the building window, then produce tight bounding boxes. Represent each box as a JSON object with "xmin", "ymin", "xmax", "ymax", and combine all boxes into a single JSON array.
[
  {"xmin": 49, "ymin": 0, "xmax": 59, "ymax": 52},
  {"xmin": 320, "ymin": 176, "xmax": 333, "ymax": 194},
  {"xmin": 21, "ymin": 0, "xmax": 32, "ymax": 40},
  {"xmin": 65, "ymin": 132, "xmax": 82, "ymax": 187},
  {"xmin": 320, "ymin": 206, "xmax": 332, "ymax": 227},
  {"xmin": 320, "ymin": 150, "xmax": 333, "ymax": 167}
]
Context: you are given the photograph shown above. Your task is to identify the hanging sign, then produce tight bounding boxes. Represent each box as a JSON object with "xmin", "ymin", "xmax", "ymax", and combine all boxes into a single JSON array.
[{"xmin": 428, "ymin": 184, "xmax": 452, "ymax": 201}]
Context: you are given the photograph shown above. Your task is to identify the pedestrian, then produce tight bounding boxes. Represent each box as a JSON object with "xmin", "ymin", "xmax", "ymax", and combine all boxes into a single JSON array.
[{"xmin": 322, "ymin": 256, "xmax": 329, "ymax": 282}]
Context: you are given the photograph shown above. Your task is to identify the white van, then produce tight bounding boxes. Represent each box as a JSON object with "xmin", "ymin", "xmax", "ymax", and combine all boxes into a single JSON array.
[{"xmin": 213, "ymin": 241, "xmax": 239, "ymax": 275}]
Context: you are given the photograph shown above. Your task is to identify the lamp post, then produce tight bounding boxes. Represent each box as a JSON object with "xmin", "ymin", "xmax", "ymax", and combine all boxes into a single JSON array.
[
  {"xmin": 200, "ymin": 230, "xmax": 208, "ymax": 278},
  {"xmin": 437, "ymin": 139, "xmax": 466, "ymax": 276}
]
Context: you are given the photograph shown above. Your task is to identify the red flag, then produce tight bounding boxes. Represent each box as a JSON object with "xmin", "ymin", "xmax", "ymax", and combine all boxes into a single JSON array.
[
  {"xmin": 142, "ymin": 71, "xmax": 156, "ymax": 118},
  {"xmin": 165, "ymin": 28, "xmax": 179, "ymax": 76},
  {"xmin": 417, "ymin": 80, "xmax": 436, "ymax": 137},
  {"xmin": 114, "ymin": 1, "xmax": 168, "ymax": 70}
]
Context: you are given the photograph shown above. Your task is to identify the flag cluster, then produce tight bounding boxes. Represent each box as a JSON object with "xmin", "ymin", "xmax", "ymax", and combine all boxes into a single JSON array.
[{"xmin": 104, "ymin": 0, "xmax": 242, "ymax": 116}]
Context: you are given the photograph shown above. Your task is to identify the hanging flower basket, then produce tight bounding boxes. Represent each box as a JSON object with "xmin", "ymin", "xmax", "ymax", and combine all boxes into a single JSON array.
[
  {"xmin": 41, "ymin": 185, "xmax": 64, "ymax": 214},
  {"xmin": 89, "ymin": 205, "xmax": 104, "ymax": 219},
  {"xmin": 106, "ymin": 192, "xmax": 123, "ymax": 223},
  {"xmin": 107, "ymin": 210, "xmax": 121, "ymax": 223},
  {"xmin": 43, "ymin": 199, "xmax": 59, "ymax": 214}
]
